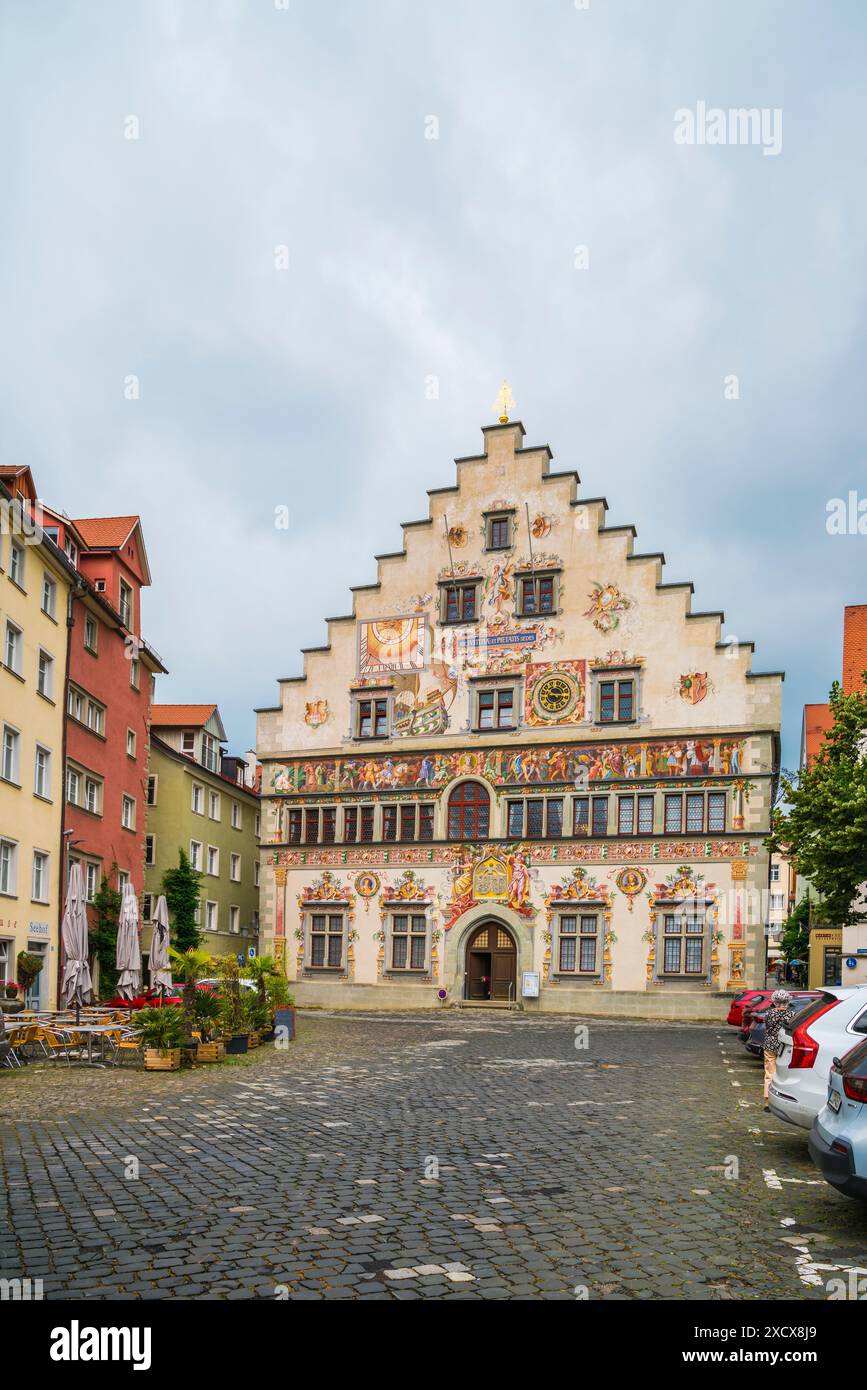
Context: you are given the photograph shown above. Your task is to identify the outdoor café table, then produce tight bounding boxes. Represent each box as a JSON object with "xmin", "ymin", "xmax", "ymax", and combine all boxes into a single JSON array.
[{"xmin": 63, "ymin": 1023, "xmax": 120, "ymax": 1067}]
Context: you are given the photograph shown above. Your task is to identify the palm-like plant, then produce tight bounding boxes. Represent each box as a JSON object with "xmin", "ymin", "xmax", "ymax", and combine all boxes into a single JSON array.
[
  {"xmin": 169, "ymin": 947, "xmax": 213, "ymax": 1040},
  {"xmin": 244, "ymin": 954, "xmax": 278, "ymax": 1008}
]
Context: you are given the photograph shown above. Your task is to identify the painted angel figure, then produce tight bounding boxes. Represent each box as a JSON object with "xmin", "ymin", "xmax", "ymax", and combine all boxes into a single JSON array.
[{"xmin": 507, "ymin": 851, "xmax": 531, "ymax": 911}]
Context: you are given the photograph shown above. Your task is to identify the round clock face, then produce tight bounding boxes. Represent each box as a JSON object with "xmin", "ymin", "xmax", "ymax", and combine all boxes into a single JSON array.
[
  {"xmin": 538, "ymin": 677, "xmax": 571, "ymax": 713},
  {"xmin": 532, "ymin": 671, "xmax": 581, "ymax": 722}
]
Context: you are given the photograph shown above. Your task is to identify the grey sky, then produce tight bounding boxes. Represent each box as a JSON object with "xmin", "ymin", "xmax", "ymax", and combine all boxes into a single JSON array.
[{"xmin": 3, "ymin": 0, "xmax": 865, "ymax": 770}]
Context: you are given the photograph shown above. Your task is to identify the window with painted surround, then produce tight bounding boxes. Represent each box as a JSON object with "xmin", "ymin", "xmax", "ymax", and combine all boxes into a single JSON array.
[
  {"xmin": 354, "ymin": 694, "xmax": 390, "ymax": 739},
  {"xmin": 507, "ymin": 797, "xmax": 564, "ymax": 839},
  {"xmin": 616, "ymin": 793, "xmax": 655, "ymax": 835},
  {"xmin": 439, "ymin": 579, "xmax": 480, "ymax": 625},
  {"xmin": 594, "ymin": 673, "xmax": 637, "ymax": 724},
  {"xmin": 663, "ymin": 791, "xmax": 727, "ymax": 835},
  {"xmin": 485, "ymin": 511, "xmax": 513, "ymax": 551},
  {"xmin": 515, "ymin": 570, "xmax": 559, "ymax": 617},
  {"xmin": 447, "ymin": 782, "xmax": 490, "ymax": 840},
  {"xmin": 661, "ymin": 908, "xmax": 707, "ymax": 976},
  {"xmin": 308, "ymin": 912, "xmax": 345, "ymax": 969},
  {"xmin": 473, "ymin": 683, "xmax": 517, "ymax": 731},
  {"xmin": 387, "ymin": 911, "xmax": 428, "ymax": 972},
  {"xmin": 556, "ymin": 913, "xmax": 601, "ymax": 977}
]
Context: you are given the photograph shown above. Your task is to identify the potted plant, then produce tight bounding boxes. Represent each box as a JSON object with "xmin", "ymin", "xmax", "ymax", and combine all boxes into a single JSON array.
[
  {"xmin": 213, "ymin": 953, "xmax": 250, "ymax": 1054},
  {"xmin": 17, "ymin": 951, "xmax": 44, "ymax": 1002},
  {"xmin": 136, "ymin": 1005, "xmax": 184, "ymax": 1071},
  {"xmin": 168, "ymin": 946, "xmax": 214, "ymax": 1051},
  {"xmin": 192, "ymin": 990, "xmax": 224, "ymax": 1062},
  {"xmin": 268, "ymin": 975, "xmax": 296, "ymax": 1044}
]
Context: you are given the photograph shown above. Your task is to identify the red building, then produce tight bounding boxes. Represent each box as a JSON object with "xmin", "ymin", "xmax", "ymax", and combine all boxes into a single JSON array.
[
  {"xmin": 42, "ymin": 508, "xmax": 166, "ymax": 926},
  {"xmin": 801, "ymin": 604, "xmax": 867, "ymax": 767}
]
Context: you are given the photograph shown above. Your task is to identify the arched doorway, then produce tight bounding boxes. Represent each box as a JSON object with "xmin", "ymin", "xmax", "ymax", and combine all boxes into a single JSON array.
[{"xmin": 466, "ymin": 921, "xmax": 517, "ymax": 1001}]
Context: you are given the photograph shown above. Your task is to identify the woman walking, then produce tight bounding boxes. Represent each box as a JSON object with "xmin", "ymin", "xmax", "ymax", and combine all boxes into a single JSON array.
[{"xmin": 763, "ymin": 988, "xmax": 793, "ymax": 1111}]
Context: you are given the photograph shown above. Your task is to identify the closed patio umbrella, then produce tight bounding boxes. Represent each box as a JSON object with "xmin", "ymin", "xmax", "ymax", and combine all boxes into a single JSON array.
[
  {"xmin": 150, "ymin": 895, "xmax": 173, "ymax": 999},
  {"xmin": 61, "ymin": 862, "xmax": 93, "ymax": 1012},
  {"xmin": 115, "ymin": 882, "xmax": 142, "ymax": 1001}
]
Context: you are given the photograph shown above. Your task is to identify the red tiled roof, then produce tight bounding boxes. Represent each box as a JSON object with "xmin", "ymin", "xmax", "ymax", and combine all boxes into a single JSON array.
[
  {"xmin": 150, "ymin": 704, "xmax": 218, "ymax": 727},
  {"xmin": 843, "ymin": 604, "xmax": 867, "ymax": 695},
  {"xmin": 72, "ymin": 516, "xmax": 139, "ymax": 548}
]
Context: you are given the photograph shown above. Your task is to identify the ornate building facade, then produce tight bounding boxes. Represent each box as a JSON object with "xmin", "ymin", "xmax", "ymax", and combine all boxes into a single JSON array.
[{"xmin": 256, "ymin": 418, "xmax": 782, "ymax": 1017}]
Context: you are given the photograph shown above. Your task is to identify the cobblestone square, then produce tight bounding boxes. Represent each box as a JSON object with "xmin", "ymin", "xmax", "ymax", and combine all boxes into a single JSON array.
[{"xmin": 3, "ymin": 1012, "xmax": 867, "ymax": 1301}]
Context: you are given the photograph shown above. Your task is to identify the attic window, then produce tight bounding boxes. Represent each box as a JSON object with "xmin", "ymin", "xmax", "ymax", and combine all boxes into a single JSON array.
[{"xmin": 94, "ymin": 579, "xmax": 106, "ymax": 592}]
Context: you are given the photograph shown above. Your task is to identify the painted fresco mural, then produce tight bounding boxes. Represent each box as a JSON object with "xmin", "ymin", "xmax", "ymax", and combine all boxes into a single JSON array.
[
  {"xmin": 268, "ymin": 735, "xmax": 745, "ymax": 794},
  {"xmin": 524, "ymin": 660, "xmax": 586, "ymax": 727},
  {"xmin": 357, "ymin": 616, "xmax": 427, "ymax": 676}
]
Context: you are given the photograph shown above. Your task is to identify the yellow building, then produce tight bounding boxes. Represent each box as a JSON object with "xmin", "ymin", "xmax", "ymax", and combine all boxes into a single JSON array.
[{"xmin": 0, "ymin": 467, "xmax": 77, "ymax": 1009}]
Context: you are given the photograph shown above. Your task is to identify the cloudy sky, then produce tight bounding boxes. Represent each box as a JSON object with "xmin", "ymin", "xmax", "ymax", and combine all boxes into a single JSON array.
[{"xmin": 3, "ymin": 0, "xmax": 865, "ymax": 770}]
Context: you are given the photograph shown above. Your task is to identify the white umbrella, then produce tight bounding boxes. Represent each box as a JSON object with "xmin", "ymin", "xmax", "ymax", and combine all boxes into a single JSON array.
[
  {"xmin": 115, "ymin": 882, "xmax": 142, "ymax": 1000},
  {"xmin": 61, "ymin": 862, "xmax": 93, "ymax": 1008},
  {"xmin": 150, "ymin": 895, "xmax": 173, "ymax": 996}
]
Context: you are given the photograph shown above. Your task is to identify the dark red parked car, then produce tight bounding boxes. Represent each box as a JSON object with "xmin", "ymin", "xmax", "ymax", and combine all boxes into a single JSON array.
[
  {"xmin": 726, "ymin": 990, "xmax": 767, "ymax": 1027},
  {"xmin": 105, "ymin": 986, "xmax": 183, "ymax": 1009}
]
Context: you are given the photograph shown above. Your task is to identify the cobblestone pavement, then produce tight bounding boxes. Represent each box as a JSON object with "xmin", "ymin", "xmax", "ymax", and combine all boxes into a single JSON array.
[{"xmin": 2, "ymin": 1011, "xmax": 867, "ymax": 1300}]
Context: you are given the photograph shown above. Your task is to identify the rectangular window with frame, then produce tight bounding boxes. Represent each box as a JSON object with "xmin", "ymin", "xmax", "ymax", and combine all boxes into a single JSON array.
[
  {"xmin": 145, "ymin": 834, "xmax": 155, "ymax": 866},
  {"xmin": 637, "ymin": 793, "xmax": 654, "ymax": 835},
  {"xmin": 418, "ymin": 804, "xmax": 434, "ymax": 842},
  {"xmin": 146, "ymin": 775, "xmax": 157, "ymax": 806},
  {"xmin": 126, "ymin": 728, "xmax": 136, "ymax": 758},
  {"xmin": 591, "ymin": 796, "xmax": 608, "ymax": 836},
  {"xmin": 707, "ymin": 791, "xmax": 727, "ymax": 833},
  {"xmin": 485, "ymin": 513, "xmax": 512, "ymax": 550},
  {"xmin": 343, "ymin": 806, "xmax": 357, "ymax": 843},
  {"xmin": 617, "ymin": 795, "xmax": 634, "ymax": 835},
  {"xmin": 517, "ymin": 573, "xmax": 556, "ymax": 616},
  {"xmin": 84, "ymin": 861, "xmax": 100, "ymax": 901},
  {"xmin": 84, "ymin": 615, "xmax": 98, "ymax": 653},
  {"xmin": 573, "ymin": 797, "xmax": 590, "ymax": 836},
  {"xmin": 476, "ymin": 686, "xmax": 515, "ymax": 730},
  {"xmin": 664, "ymin": 794, "xmax": 683, "ymax": 834},
  {"xmin": 207, "ymin": 845, "xmax": 219, "ymax": 875},
  {"xmin": 119, "ymin": 579, "xmax": 133, "ymax": 628},
  {"xmin": 2, "ymin": 725, "xmax": 20, "ymax": 784},
  {"xmin": 321, "ymin": 807, "xmax": 336, "ymax": 843},
  {"xmin": 596, "ymin": 674, "xmax": 636, "ymax": 723},
  {"xmin": 360, "ymin": 806, "xmax": 375, "ymax": 843},
  {"xmin": 230, "ymin": 852, "xmax": 241, "ymax": 881},
  {"xmin": 34, "ymin": 745, "xmax": 51, "ymax": 799},
  {"xmin": 0, "ymin": 838, "xmax": 18, "ymax": 895},
  {"xmin": 41, "ymin": 573, "xmax": 57, "ymax": 618},
  {"xmin": 4, "ymin": 621, "xmax": 22, "ymax": 675},
  {"xmin": 192, "ymin": 783, "xmax": 204, "ymax": 814},
  {"xmin": 441, "ymin": 581, "xmax": 478, "ymax": 625},
  {"xmin": 310, "ymin": 913, "xmax": 344, "ymax": 969},
  {"xmin": 399, "ymin": 804, "xmax": 416, "ymax": 841},
  {"xmin": 357, "ymin": 697, "xmax": 389, "ymax": 739},
  {"xmin": 9, "ymin": 542, "xmax": 24, "ymax": 587},
  {"xmin": 304, "ymin": 808, "xmax": 320, "ymax": 844},
  {"xmin": 121, "ymin": 795, "xmax": 135, "ymax": 829},
  {"xmin": 190, "ymin": 840, "xmax": 203, "ymax": 870},
  {"xmin": 37, "ymin": 649, "xmax": 54, "ymax": 699},
  {"xmin": 390, "ymin": 912, "xmax": 427, "ymax": 971},
  {"xmin": 382, "ymin": 805, "xmax": 398, "ymax": 842},
  {"xmin": 662, "ymin": 911, "xmax": 705, "ymax": 976},
  {"xmin": 32, "ymin": 849, "xmax": 49, "ymax": 903},
  {"xmin": 231, "ymin": 802, "xmax": 242, "ymax": 829},
  {"xmin": 205, "ymin": 901, "xmax": 218, "ymax": 933},
  {"xmin": 557, "ymin": 913, "xmax": 599, "ymax": 975}
]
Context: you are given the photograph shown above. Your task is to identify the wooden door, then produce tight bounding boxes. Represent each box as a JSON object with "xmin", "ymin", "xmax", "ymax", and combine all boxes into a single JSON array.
[{"xmin": 467, "ymin": 924, "xmax": 516, "ymax": 1002}]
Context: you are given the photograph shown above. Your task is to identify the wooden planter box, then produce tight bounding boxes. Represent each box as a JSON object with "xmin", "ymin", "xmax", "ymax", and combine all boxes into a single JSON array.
[
  {"xmin": 196, "ymin": 1041, "xmax": 225, "ymax": 1063},
  {"xmin": 247, "ymin": 1032, "xmax": 261, "ymax": 1049},
  {"xmin": 144, "ymin": 1048, "xmax": 181, "ymax": 1071}
]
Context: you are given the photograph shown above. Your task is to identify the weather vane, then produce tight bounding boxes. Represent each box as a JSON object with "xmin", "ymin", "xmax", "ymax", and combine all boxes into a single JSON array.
[{"xmin": 493, "ymin": 381, "xmax": 516, "ymax": 424}]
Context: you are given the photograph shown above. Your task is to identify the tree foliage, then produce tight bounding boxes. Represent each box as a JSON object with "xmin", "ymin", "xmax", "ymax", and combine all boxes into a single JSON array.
[
  {"xmin": 89, "ymin": 869, "xmax": 123, "ymax": 999},
  {"xmin": 162, "ymin": 849, "xmax": 203, "ymax": 951},
  {"xmin": 768, "ymin": 677, "xmax": 867, "ymax": 927}
]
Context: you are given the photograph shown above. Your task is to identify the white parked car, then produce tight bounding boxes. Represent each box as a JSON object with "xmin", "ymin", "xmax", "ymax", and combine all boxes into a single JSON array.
[{"xmin": 769, "ymin": 987, "xmax": 867, "ymax": 1129}]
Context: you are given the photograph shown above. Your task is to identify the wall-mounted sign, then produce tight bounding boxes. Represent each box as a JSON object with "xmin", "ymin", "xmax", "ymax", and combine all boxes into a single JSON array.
[
  {"xmin": 846, "ymin": 957, "xmax": 859, "ymax": 970},
  {"xmin": 522, "ymin": 971, "xmax": 540, "ymax": 998}
]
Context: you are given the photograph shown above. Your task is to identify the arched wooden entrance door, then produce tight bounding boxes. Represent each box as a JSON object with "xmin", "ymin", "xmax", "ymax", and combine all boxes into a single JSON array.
[{"xmin": 466, "ymin": 922, "xmax": 517, "ymax": 1001}]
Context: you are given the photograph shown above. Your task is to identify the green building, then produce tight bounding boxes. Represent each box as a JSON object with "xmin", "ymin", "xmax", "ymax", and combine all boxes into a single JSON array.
[{"xmin": 142, "ymin": 704, "xmax": 261, "ymax": 969}]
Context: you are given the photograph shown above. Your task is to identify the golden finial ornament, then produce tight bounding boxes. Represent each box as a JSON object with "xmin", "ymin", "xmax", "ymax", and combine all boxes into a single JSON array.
[{"xmin": 493, "ymin": 381, "xmax": 516, "ymax": 424}]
